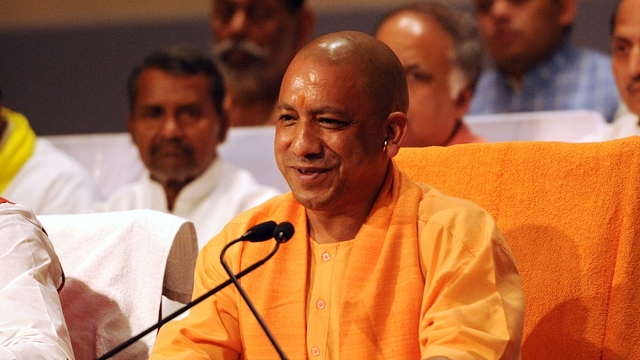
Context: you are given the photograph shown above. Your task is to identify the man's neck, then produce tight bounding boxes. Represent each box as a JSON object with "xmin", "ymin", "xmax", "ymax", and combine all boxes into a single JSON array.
[
  {"xmin": 152, "ymin": 176, "xmax": 194, "ymax": 212},
  {"xmin": 306, "ymin": 211, "xmax": 367, "ymax": 244},
  {"xmin": 227, "ymin": 91, "xmax": 278, "ymax": 127},
  {"xmin": 306, "ymin": 193, "xmax": 381, "ymax": 244}
]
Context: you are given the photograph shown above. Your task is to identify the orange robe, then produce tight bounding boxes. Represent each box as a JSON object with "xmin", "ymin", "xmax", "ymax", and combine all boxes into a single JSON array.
[{"xmin": 151, "ymin": 163, "xmax": 524, "ymax": 359}]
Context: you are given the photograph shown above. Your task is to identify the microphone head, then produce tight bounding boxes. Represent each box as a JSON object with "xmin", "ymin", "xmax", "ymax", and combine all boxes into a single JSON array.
[
  {"xmin": 240, "ymin": 221, "xmax": 277, "ymax": 242},
  {"xmin": 273, "ymin": 222, "xmax": 295, "ymax": 243}
]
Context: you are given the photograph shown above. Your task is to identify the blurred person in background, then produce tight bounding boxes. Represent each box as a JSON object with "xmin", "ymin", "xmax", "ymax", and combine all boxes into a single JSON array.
[
  {"xmin": 93, "ymin": 45, "xmax": 279, "ymax": 245},
  {"xmin": 0, "ymin": 86, "xmax": 101, "ymax": 215},
  {"xmin": 469, "ymin": 0, "xmax": 619, "ymax": 122},
  {"xmin": 375, "ymin": 0, "xmax": 486, "ymax": 146},
  {"xmin": 582, "ymin": 0, "xmax": 640, "ymax": 141},
  {"xmin": 210, "ymin": 0, "xmax": 315, "ymax": 126}
]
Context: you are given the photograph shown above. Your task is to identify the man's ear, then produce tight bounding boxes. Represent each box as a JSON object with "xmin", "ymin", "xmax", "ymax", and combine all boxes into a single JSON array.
[
  {"xmin": 453, "ymin": 84, "xmax": 474, "ymax": 121},
  {"xmin": 384, "ymin": 111, "xmax": 408, "ymax": 158},
  {"xmin": 558, "ymin": 0, "xmax": 578, "ymax": 28},
  {"xmin": 294, "ymin": 7, "xmax": 316, "ymax": 52},
  {"xmin": 217, "ymin": 112, "xmax": 230, "ymax": 144},
  {"xmin": 126, "ymin": 113, "xmax": 138, "ymax": 146}
]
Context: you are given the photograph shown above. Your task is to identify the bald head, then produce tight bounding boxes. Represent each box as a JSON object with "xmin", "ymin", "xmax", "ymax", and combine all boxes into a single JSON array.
[{"xmin": 291, "ymin": 31, "xmax": 409, "ymax": 116}]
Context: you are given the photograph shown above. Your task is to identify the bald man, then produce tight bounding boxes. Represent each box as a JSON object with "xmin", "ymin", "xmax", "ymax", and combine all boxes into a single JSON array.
[
  {"xmin": 375, "ymin": 1, "xmax": 486, "ymax": 147},
  {"xmin": 150, "ymin": 31, "xmax": 524, "ymax": 360}
]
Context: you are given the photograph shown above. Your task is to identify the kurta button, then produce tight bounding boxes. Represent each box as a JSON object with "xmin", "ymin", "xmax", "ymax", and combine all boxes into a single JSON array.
[
  {"xmin": 311, "ymin": 346, "xmax": 320, "ymax": 356},
  {"xmin": 322, "ymin": 252, "xmax": 331, "ymax": 261},
  {"xmin": 316, "ymin": 299, "xmax": 326, "ymax": 309}
]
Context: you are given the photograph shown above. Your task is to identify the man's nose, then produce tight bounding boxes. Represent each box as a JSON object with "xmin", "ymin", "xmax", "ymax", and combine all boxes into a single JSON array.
[{"xmin": 227, "ymin": 10, "xmax": 249, "ymax": 38}]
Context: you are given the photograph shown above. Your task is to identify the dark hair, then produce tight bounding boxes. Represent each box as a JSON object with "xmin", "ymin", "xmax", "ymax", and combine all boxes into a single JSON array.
[
  {"xmin": 283, "ymin": 0, "xmax": 305, "ymax": 13},
  {"xmin": 127, "ymin": 45, "xmax": 225, "ymax": 115},
  {"xmin": 375, "ymin": 0, "xmax": 484, "ymax": 92}
]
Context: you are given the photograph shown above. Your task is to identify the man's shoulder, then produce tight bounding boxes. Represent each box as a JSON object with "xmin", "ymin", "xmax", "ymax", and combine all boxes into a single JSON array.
[{"xmin": 415, "ymin": 183, "xmax": 493, "ymax": 222}]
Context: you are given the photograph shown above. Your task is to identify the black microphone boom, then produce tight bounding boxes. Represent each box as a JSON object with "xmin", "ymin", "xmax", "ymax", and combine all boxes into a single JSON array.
[
  {"xmin": 95, "ymin": 220, "xmax": 285, "ymax": 360},
  {"xmin": 219, "ymin": 221, "xmax": 295, "ymax": 360}
]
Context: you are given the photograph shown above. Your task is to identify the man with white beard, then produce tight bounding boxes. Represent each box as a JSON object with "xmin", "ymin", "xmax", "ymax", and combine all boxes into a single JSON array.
[{"xmin": 210, "ymin": 0, "xmax": 315, "ymax": 127}]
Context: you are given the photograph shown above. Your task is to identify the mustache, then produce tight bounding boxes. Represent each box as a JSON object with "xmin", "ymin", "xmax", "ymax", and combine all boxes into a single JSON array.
[
  {"xmin": 212, "ymin": 39, "xmax": 271, "ymax": 60},
  {"xmin": 150, "ymin": 139, "xmax": 193, "ymax": 156}
]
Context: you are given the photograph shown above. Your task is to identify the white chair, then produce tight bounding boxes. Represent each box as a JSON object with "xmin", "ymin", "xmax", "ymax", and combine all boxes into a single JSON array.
[
  {"xmin": 39, "ymin": 209, "xmax": 198, "ymax": 360},
  {"xmin": 465, "ymin": 109, "xmax": 607, "ymax": 142},
  {"xmin": 44, "ymin": 133, "xmax": 145, "ymax": 199},
  {"xmin": 45, "ymin": 126, "xmax": 289, "ymax": 199}
]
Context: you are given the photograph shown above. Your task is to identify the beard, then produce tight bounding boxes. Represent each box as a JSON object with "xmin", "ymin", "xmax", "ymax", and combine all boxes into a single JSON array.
[{"xmin": 211, "ymin": 37, "xmax": 297, "ymax": 101}]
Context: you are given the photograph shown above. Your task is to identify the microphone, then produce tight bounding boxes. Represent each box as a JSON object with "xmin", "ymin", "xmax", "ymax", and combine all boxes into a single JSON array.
[
  {"xmin": 95, "ymin": 221, "xmax": 281, "ymax": 360},
  {"xmin": 220, "ymin": 222, "xmax": 295, "ymax": 360},
  {"xmin": 239, "ymin": 220, "xmax": 277, "ymax": 241},
  {"xmin": 273, "ymin": 222, "xmax": 294, "ymax": 243}
]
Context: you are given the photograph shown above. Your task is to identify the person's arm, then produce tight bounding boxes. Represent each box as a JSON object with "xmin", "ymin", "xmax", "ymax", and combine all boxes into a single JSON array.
[
  {"xmin": 150, "ymin": 230, "xmax": 243, "ymax": 359},
  {"xmin": 0, "ymin": 201, "xmax": 74, "ymax": 359},
  {"xmin": 418, "ymin": 205, "xmax": 524, "ymax": 360}
]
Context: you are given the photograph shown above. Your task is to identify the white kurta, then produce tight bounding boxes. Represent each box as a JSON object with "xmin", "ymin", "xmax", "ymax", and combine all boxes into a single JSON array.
[
  {"xmin": 93, "ymin": 157, "xmax": 281, "ymax": 247},
  {"xmin": 92, "ymin": 158, "xmax": 281, "ymax": 319},
  {"xmin": 581, "ymin": 112, "xmax": 640, "ymax": 142},
  {"xmin": 0, "ymin": 200, "xmax": 75, "ymax": 360},
  {"xmin": 3, "ymin": 138, "xmax": 102, "ymax": 215}
]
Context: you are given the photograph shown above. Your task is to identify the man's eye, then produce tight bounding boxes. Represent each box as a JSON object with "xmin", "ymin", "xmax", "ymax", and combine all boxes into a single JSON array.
[
  {"xmin": 475, "ymin": 0, "xmax": 493, "ymax": 13},
  {"xmin": 318, "ymin": 118, "xmax": 348, "ymax": 129},
  {"xmin": 613, "ymin": 42, "xmax": 630, "ymax": 57},
  {"xmin": 407, "ymin": 71, "xmax": 433, "ymax": 83},
  {"xmin": 279, "ymin": 114, "xmax": 296, "ymax": 123},
  {"xmin": 141, "ymin": 107, "xmax": 163, "ymax": 119}
]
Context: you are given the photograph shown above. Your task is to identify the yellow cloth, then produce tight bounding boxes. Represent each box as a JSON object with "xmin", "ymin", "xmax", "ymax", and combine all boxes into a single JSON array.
[
  {"xmin": 150, "ymin": 164, "xmax": 524, "ymax": 360},
  {"xmin": 0, "ymin": 108, "xmax": 36, "ymax": 193},
  {"xmin": 394, "ymin": 137, "xmax": 640, "ymax": 360}
]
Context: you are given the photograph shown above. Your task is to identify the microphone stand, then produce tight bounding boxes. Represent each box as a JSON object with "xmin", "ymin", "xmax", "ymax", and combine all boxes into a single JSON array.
[
  {"xmin": 221, "ymin": 241, "xmax": 288, "ymax": 360},
  {"xmin": 95, "ymin": 239, "xmax": 282, "ymax": 360}
]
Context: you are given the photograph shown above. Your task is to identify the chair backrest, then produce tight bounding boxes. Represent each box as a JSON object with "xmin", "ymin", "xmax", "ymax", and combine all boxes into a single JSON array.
[
  {"xmin": 394, "ymin": 137, "xmax": 640, "ymax": 360},
  {"xmin": 44, "ymin": 126, "xmax": 289, "ymax": 199},
  {"xmin": 39, "ymin": 209, "xmax": 198, "ymax": 360},
  {"xmin": 465, "ymin": 110, "xmax": 607, "ymax": 142}
]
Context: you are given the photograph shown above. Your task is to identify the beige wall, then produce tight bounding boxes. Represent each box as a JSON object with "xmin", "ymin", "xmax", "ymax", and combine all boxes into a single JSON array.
[{"xmin": 1, "ymin": 0, "xmax": 429, "ymax": 31}]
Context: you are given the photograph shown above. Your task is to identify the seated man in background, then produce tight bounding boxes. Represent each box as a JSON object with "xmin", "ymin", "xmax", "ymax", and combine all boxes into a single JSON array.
[
  {"xmin": 0, "ymin": 87, "xmax": 101, "ymax": 214},
  {"xmin": 469, "ymin": 0, "xmax": 619, "ymax": 122},
  {"xmin": 210, "ymin": 0, "xmax": 315, "ymax": 127},
  {"xmin": 150, "ymin": 31, "xmax": 524, "ymax": 359},
  {"xmin": 93, "ymin": 45, "xmax": 280, "ymax": 245},
  {"xmin": 583, "ymin": 0, "xmax": 640, "ymax": 140},
  {"xmin": 0, "ymin": 197, "xmax": 74, "ymax": 359},
  {"xmin": 375, "ymin": 0, "xmax": 486, "ymax": 146}
]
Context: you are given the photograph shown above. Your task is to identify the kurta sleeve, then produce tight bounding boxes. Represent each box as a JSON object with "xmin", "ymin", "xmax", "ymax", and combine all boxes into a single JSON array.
[
  {"xmin": 0, "ymin": 201, "xmax": 74, "ymax": 360},
  {"xmin": 417, "ymin": 201, "xmax": 524, "ymax": 360}
]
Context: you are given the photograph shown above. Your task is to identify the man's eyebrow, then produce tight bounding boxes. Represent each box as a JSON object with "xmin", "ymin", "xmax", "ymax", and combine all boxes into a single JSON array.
[
  {"xmin": 276, "ymin": 102, "xmax": 295, "ymax": 111},
  {"xmin": 276, "ymin": 103, "xmax": 350, "ymax": 117}
]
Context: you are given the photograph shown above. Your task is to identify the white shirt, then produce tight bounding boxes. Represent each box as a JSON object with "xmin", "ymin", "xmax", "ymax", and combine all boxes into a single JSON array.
[
  {"xmin": 92, "ymin": 157, "xmax": 280, "ymax": 246},
  {"xmin": 2, "ymin": 138, "xmax": 102, "ymax": 215},
  {"xmin": 0, "ymin": 200, "xmax": 75, "ymax": 359},
  {"xmin": 92, "ymin": 158, "xmax": 280, "ymax": 319},
  {"xmin": 581, "ymin": 112, "xmax": 640, "ymax": 142}
]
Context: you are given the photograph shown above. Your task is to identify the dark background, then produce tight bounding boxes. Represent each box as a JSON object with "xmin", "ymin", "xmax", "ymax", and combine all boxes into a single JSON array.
[{"xmin": 0, "ymin": 2, "xmax": 617, "ymax": 135}]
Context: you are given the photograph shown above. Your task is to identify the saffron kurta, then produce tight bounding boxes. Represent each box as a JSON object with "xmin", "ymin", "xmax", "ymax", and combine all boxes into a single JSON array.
[{"xmin": 151, "ymin": 163, "xmax": 524, "ymax": 359}]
